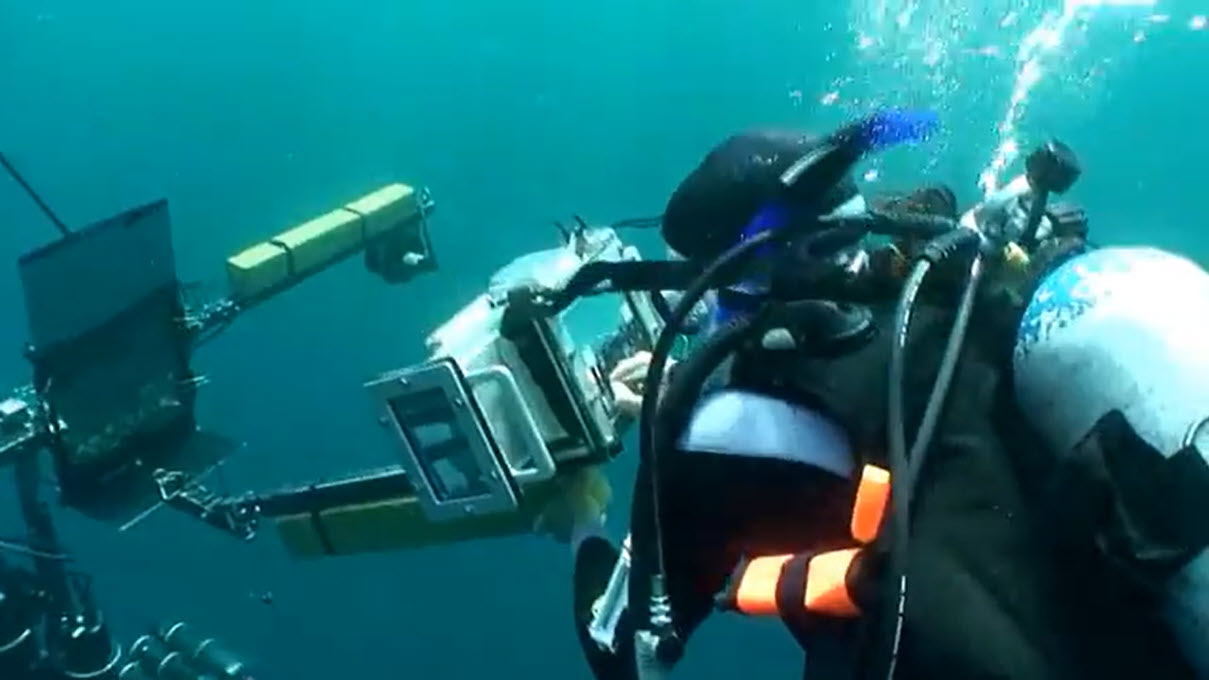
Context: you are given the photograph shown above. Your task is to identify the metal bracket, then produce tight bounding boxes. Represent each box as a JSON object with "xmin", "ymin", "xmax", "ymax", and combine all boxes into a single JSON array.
[{"xmin": 152, "ymin": 469, "xmax": 259, "ymax": 541}]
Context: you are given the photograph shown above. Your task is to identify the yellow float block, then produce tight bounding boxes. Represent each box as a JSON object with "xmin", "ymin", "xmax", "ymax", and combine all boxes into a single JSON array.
[
  {"xmin": 224, "ymin": 183, "xmax": 421, "ymax": 303},
  {"xmin": 273, "ymin": 478, "xmax": 562, "ymax": 558},
  {"xmin": 226, "ymin": 242, "xmax": 291, "ymax": 303},
  {"xmin": 274, "ymin": 494, "xmax": 533, "ymax": 557},
  {"xmin": 269, "ymin": 209, "xmax": 362, "ymax": 277},
  {"xmin": 345, "ymin": 183, "xmax": 419, "ymax": 239}
]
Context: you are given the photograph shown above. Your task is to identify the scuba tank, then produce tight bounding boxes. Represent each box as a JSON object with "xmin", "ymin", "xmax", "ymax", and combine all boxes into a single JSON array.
[{"xmin": 1014, "ymin": 246, "xmax": 1209, "ymax": 678}]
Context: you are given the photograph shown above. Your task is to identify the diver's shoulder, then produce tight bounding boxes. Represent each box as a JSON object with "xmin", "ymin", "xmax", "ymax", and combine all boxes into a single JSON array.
[{"xmin": 678, "ymin": 388, "xmax": 855, "ymax": 477}]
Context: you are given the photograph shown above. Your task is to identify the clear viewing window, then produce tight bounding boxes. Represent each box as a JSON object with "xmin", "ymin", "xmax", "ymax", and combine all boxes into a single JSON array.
[{"xmin": 387, "ymin": 388, "xmax": 491, "ymax": 504}]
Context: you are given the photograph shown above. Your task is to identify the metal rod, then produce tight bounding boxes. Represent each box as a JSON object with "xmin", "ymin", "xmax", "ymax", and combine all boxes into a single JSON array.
[{"xmin": 0, "ymin": 151, "xmax": 71, "ymax": 236}]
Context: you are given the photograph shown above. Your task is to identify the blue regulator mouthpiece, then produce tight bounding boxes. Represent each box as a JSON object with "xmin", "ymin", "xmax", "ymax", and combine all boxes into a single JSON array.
[
  {"xmin": 710, "ymin": 108, "xmax": 939, "ymax": 328},
  {"xmin": 742, "ymin": 109, "xmax": 939, "ymax": 246},
  {"xmin": 763, "ymin": 108, "xmax": 939, "ymax": 237},
  {"xmin": 777, "ymin": 108, "xmax": 939, "ymax": 212}
]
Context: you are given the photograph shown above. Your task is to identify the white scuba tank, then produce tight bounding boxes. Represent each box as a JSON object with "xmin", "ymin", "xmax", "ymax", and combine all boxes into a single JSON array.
[{"xmin": 1013, "ymin": 246, "xmax": 1209, "ymax": 677}]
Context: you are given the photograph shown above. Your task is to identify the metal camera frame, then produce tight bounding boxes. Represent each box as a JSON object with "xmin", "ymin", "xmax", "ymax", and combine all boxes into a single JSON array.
[{"xmin": 365, "ymin": 227, "xmax": 663, "ymax": 525}]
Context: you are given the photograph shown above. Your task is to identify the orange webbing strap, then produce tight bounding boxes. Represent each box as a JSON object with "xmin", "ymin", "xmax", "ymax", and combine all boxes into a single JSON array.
[
  {"xmin": 732, "ymin": 555, "xmax": 792, "ymax": 616},
  {"xmin": 722, "ymin": 464, "xmax": 890, "ymax": 620},
  {"xmin": 803, "ymin": 548, "xmax": 861, "ymax": 617},
  {"xmin": 851, "ymin": 464, "xmax": 891, "ymax": 545},
  {"xmin": 726, "ymin": 549, "xmax": 863, "ymax": 619}
]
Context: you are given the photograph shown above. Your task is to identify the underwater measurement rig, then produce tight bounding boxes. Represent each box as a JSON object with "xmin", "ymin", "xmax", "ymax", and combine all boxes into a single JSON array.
[
  {"xmin": 0, "ymin": 148, "xmax": 665, "ymax": 568},
  {"xmin": 0, "ymin": 151, "xmax": 434, "ymax": 678}
]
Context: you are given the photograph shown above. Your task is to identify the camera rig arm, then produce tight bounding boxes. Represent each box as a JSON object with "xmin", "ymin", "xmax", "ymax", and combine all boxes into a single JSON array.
[
  {"xmin": 151, "ymin": 222, "xmax": 673, "ymax": 555},
  {"xmin": 180, "ymin": 184, "xmax": 438, "ymax": 346}
]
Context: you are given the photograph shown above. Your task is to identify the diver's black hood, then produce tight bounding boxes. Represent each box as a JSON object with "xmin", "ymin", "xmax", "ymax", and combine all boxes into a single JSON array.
[{"xmin": 662, "ymin": 129, "xmax": 860, "ymax": 261}]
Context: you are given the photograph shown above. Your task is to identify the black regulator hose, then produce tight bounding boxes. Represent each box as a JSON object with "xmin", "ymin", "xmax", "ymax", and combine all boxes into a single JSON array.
[
  {"xmin": 906, "ymin": 252, "xmax": 984, "ymax": 492},
  {"xmin": 635, "ymin": 227, "xmax": 776, "ymax": 659},
  {"xmin": 883, "ymin": 227, "xmax": 985, "ymax": 678},
  {"xmin": 655, "ymin": 314, "xmax": 763, "ymax": 440},
  {"xmin": 635, "ymin": 221, "xmax": 866, "ymax": 666},
  {"xmin": 634, "ymin": 213, "xmax": 966, "ymax": 668}
]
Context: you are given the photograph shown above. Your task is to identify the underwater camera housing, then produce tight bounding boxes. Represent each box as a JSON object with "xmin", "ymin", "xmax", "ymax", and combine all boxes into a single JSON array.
[
  {"xmin": 14, "ymin": 200, "xmax": 237, "ymax": 526},
  {"xmin": 365, "ymin": 226, "xmax": 662, "ymax": 524}
]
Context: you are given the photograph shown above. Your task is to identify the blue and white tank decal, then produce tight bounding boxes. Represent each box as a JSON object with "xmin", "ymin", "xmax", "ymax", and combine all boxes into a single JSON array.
[{"xmin": 1015, "ymin": 247, "xmax": 1154, "ymax": 360}]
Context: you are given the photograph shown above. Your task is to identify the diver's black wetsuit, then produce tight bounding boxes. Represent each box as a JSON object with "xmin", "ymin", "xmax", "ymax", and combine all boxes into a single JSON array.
[
  {"xmin": 627, "ymin": 432, "xmax": 854, "ymax": 637},
  {"xmin": 625, "ymin": 299, "xmax": 1199, "ymax": 680}
]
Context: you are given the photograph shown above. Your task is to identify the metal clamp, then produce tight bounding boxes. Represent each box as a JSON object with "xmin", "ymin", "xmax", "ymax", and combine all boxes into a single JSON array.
[{"xmin": 152, "ymin": 469, "xmax": 259, "ymax": 541}]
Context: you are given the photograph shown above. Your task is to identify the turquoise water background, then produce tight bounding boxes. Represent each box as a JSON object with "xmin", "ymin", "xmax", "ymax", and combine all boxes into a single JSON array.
[{"xmin": 1, "ymin": 2, "xmax": 1206, "ymax": 678}]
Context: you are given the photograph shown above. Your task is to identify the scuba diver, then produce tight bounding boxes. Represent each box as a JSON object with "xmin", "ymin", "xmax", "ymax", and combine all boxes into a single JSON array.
[{"xmin": 574, "ymin": 115, "xmax": 1208, "ymax": 680}]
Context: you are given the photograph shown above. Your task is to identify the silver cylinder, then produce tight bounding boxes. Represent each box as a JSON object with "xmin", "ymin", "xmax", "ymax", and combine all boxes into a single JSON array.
[{"xmin": 159, "ymin": 622, "xmax": 245, "ymax": 679}]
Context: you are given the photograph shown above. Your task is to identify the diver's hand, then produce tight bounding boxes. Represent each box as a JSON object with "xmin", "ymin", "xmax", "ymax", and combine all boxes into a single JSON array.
[{"xmin": 608, "ymin": 351, "xmax": 676, "ymax": 419}]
